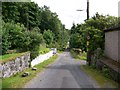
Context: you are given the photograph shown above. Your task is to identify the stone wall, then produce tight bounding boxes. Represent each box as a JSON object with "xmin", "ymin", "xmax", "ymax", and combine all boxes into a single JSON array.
[{"xmin": 0, "ymin": 52, "xmax": 30, "ymax": 78}]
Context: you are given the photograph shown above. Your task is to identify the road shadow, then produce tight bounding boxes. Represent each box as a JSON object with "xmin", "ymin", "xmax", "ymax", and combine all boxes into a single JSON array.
[{"xmin": 46, "ymin": 63, "xmax": 99, "ymax": 88}]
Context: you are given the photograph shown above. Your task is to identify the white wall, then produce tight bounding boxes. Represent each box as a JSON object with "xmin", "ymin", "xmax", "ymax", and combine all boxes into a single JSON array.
[
  {"xmin": 105, "ymin": 30, "xmax": 119, "ymax": 62},
  {"xmin": 31, "ymin": 51, "xmax": 54, "ymax": 67},
  {"xmin": 118, "ymin": 31, "xmax": 120, "ymax": 61}
]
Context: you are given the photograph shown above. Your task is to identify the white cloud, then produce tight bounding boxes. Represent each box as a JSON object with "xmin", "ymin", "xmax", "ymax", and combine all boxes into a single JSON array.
[{"xmin": 32, "ymin": 0, "xmax": 119, "ymax": 29}]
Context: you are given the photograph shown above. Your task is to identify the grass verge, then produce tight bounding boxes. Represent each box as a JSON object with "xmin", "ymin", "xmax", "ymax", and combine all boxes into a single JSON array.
[
  {"xmin": 70, "ymin": 49, "xmax": 86, "ymax": 60},
  {"xmin": 57, "ymin": 50, "xmax": 64, "ymax": 54},
  {"xmin": 2, "ymin": 54, "xmax": 58, "ymax": 88},
  {"xmin": 80, "ymin": 65, "xmax": 120, "ymax": 88}
]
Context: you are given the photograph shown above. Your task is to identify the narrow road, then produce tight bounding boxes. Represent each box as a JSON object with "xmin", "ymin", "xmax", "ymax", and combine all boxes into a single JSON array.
[{"xmin": 24, "ymin": 51, "xmax": 99, "ymax": 88}]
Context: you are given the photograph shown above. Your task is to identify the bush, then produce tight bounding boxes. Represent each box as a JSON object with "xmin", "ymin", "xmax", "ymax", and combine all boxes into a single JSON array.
[
  {"xmin": 32, "ymin": 27, "xmax": 41, "ymax": 33},
  {"xmin": 2, "ymin": 21, "xmax": 26, "ymax": 50},
  {"xmin": 39, "ymin": 44, "xmax": 50, "ymax": 54},
  {"xmin": 43, "ymin": 30, "xmax": 53, "ymax": 47},
  {"xmin": 17, "ymin": 30, "xmax": 45, "ymax": 59},
  {"xmin": 70, "ymin": 33, "xmax": 81, "ymax": 48},
  {"xmin": 23, "ymin": 31, "xmax": 45, "ymax": 59},
  {"xmin": 2, "ymin": 21, "xmax": 45, "ymax": 60},
  {"xmin": 2, "ymin": 21, "xmax": 11, "ymax": 55}
]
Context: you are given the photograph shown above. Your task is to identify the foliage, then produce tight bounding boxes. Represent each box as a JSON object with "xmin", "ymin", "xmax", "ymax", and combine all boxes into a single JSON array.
[
  {"xmin": 70, "ymin": 33, "xmax": 81, "ymax": 48},
  {"xmin": 2, "ymin": 2, "xmax": 20, "ymax": 23},
  {"xmin": 61, "ymin": 29, "xmax": 70, "ymax": 49},
  {"xmin": 84, "ymin": 27, "xmax": 104, "ymax": 51},
  {"xmin": 2, "ymin": 21, "xmax": 44, "ymax": 59},
  {"xmin": 46, "ymin": 27, "xmax": 69, "ymax": 51},
  {"xmin": 102, "ymin": 65, "xmax": 111, "ymax": 79},
  {"xmin": 3, "ymin": 22, "xmax": 26, "ymax": 50},
  {"xmin": 2, "ymin": 2, "xmax": 70, "ymax": 51},
  {"xmin": 2, "ymin": 2, "xmax": 41, "ymax": 30},
  {"xmin": 69, "ymin": 13, "xmax": 119, "ymax": 53},
  {"xmin": 39, "ymin": 45, "xmax": 50, "ymax": 54},
  {"xmin": 43, "ymin": 30, "xmax": 53, "ymax": 47},
  {"xmin": 39, "ymin": 6, "xmax": 63, "ymax": 34},
  {"xmin": 23, "ymin": 31, "xmax": 44, "ymax": 59},
  {"xmin": 70, "ymin": 49, "xmax": 86, "ymax": 60},
  {"xmin": 118, "ymin": 17, "xmax": 120, "ymax": 27},
  {"xmin": 2, "ymin": 2, "xmax": 63, "ymax": 34},
  {"xmin": 32, "ymin": 27, "xmax": 41, "ymax": 32},
  {"xmin": 81, "ymin": 65, "xmax": 119, "ymax": 88},
  {"xmin": 2, "ymin": 21, "xmax": 11, "ymax": 55},
  {"xmin": 105, "ymin": 16, "xmax": 119, "ymax": 29}
]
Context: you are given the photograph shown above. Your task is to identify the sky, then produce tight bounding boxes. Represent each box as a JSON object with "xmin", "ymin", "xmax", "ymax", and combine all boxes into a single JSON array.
[{"xmin": 31, "ymin": 0, "xmax": 120, "ymax": 29}]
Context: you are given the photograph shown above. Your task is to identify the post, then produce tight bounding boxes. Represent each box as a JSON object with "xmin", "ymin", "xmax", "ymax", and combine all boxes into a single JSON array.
[
  {"xmin": 61, "ymin": 25, "xmax": 64, "ymax": 50},
  {"xmin": 86, "ymin": 0, "xmax": 91, "ymax": 66},
  {"xmin": 87, "ymin": 0, "xmax": 89, "ymax": 20},
  {"xmin": 87, "ymin": 33, "xmax": 91, "ymax": 66}
]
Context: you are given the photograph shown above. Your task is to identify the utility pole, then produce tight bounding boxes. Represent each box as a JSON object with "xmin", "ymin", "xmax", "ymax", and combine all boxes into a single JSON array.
[
  {"xmin": 62, "ymin": 25, "xmax": 65, "ymax": 50},
  {"xmin": 87, "ymin": 0, "xmax": 89, "ymax": 20},
  {"xmin": 76, "ymin": 0, "xmax": 90, "ymax": 65},
  {"xmin": 86, "ymin": 0, "xmax": 91, "ymax": 66}
]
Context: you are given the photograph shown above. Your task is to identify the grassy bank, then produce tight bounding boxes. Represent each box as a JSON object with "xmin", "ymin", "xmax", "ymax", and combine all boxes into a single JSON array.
[
  {"xmin": 2, "ymin": 54, "xmax": 58, "ymax": 88},
  {"xmin": 39, "ymin": 45, "xmax": 50, "ymax": 54},
  {"xmin": 70, "ymin": 49, "xmax": 86, "ymax": 60},
  {"xmin": 0, "ymin": 52, "xmax": 29, "ymax": 64},
  {"xmin": 80, "ymin": 65, "xmax": 119, "ymax": 88}
]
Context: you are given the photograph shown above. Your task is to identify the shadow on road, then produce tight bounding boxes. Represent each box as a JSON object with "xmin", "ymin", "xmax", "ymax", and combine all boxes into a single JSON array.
[{"xmin": 46, "ymin": 62, "xmax": 99, "ymax": 88}]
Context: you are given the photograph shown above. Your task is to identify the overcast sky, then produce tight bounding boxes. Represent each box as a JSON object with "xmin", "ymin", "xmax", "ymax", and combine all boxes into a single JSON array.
[{"xmin": 31, "ymin": 0, "xmax": 120, "ymax": 29}]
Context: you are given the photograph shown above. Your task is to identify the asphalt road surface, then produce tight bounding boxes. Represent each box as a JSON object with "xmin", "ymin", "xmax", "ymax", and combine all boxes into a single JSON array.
[{"xmin": 24, "ymin": 51, "xmax": 100, "ymax": 88}]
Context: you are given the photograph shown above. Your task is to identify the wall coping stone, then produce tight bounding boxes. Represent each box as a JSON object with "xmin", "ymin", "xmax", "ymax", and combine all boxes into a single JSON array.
[{"xmin": 0, "ymin": 51, "xmax": 30, "ymax": 64}]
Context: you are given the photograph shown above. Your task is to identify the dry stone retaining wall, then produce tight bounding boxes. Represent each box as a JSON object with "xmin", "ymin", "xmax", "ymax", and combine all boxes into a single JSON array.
[{"xmin": 0, "ymin": 52, "xmax": 30, "ymax": 78}]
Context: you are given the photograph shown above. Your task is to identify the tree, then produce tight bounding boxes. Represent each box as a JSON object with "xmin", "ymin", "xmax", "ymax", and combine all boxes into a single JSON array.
[
  {"xmin": 2, "ymin": 2, "xmax": 41, "ymax": 30},
  {"xmin": 2, "ymin": 2, "xmax": 20, "ymax": 23},
  {"xmin": 2, "ymin": 2, "xmax": 69, "ymax": 52},
  {"xmin": 70, "ymin": 33, "xmax": 81, "ymax": 48},
  {"xmin": 1, "ymin": 21, "xmax": 11, "ymax": 55},
  {"xmin": 43, "ymin": 30, "xmax": 53, "ymax": 47},
  {"xmin": 69, "ymin": 13, "xmax": 119, "ymax": 52}
]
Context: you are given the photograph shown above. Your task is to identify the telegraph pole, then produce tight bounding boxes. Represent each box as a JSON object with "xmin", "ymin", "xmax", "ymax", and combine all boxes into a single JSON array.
[
  {"xmin": 86, "ymin": 0, "xmax": 91, "ymax": 66},
  {"xmin": 87, "ymin": 0, "xmax": 89, "ymax": 20},
  {"xmin": 76, "ymin": 0, "xmax": 90, "ymax": 65}
]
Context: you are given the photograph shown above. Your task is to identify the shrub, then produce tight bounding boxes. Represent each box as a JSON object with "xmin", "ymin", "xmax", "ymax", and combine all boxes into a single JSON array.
[
  {"xmin": 43, "ymin": 30, "xmax": 53, "ymax": 47},
  {"xmin": 70, "ymin": 33, "xmax": 81, "ymax": 48},
  {"xmin": 1, "ymin": 21, "xmax": 11, "ymax": 55},
  {"xmin": 23, "ymin": 31, "xmax": 45, "ymax": 59},
  {"xmin": 32, "ymin": 27, "xmax": 41, "ymax": 33},
  {"xmin": 3, "ymin": 21, "xmax": 26, "ymax": 50},
  {"xmin": 2, "ymin": 21, "xmax": 45, "ymax": 60}
]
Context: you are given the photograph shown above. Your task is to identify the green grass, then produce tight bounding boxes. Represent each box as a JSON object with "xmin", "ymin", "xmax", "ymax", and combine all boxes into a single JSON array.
[
  {"xmin": 80, "ymin": 65, "xmax": 120, "ymax": 88},
  {"xmin": 0, "ymin": 52, "xmax": 29, "ymax": 64},
  {"xmin": 2, "ymin": 54, "xmax": 58, "ymax": 88},
  {"xmin": 39, "ymin": 45, "xmax": 50, "ymax": 54},
  {"xmin": 70, "ymin": 49, "xmax": 87, "ymax": 60},
  {"xmin": 57, "ymin": 50, "xmax": 64, "ymax": 54}
]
